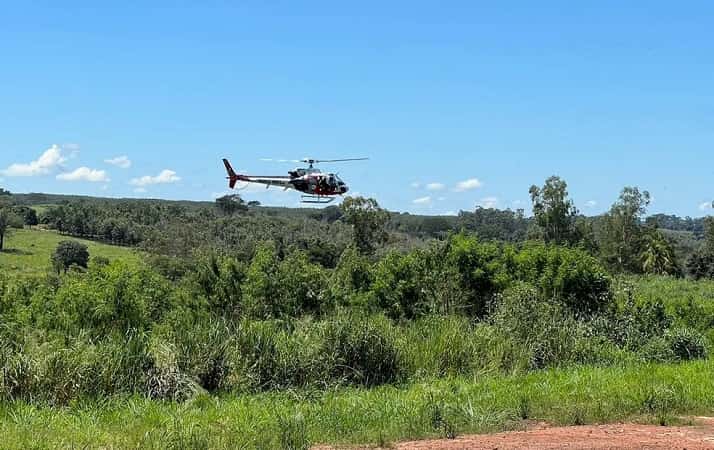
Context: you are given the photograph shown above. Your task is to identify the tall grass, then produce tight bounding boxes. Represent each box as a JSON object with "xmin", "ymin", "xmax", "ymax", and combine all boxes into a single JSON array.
[{"xmin": 1, "ymin": 360, "xmax": 713, "ymax": 449}]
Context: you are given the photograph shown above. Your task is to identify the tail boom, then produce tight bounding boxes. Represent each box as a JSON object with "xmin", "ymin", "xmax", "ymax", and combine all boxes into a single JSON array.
[{"xmin": 223, "ymin": 158, "xmax": 242, "ymax": 188}]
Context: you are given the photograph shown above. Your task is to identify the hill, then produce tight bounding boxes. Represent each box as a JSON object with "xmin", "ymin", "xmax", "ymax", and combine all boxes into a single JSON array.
[{"xmin": 0, "ymin": 228, "xmax": 141, "ymax": 276}]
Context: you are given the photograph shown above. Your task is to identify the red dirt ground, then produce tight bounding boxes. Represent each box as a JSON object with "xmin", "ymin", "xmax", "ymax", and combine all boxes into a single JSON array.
[{"xmin": 317, "ymin": 418, "xmax": 714, "ymax": 450}]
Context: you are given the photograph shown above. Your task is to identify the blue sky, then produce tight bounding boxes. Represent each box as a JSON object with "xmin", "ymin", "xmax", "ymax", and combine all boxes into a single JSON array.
[{"xmin": 1, "ymin": 1, "xmax": 712, "ymax": 216}]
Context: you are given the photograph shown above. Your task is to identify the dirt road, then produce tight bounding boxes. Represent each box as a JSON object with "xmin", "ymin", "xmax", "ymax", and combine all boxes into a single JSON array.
[{"xmin": 318, "ymin": 418, "xmax": 714, "ymax": 449}]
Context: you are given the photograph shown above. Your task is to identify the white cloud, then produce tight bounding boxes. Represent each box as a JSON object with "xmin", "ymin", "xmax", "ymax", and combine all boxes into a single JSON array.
[
  {"xmin": 57, "ymin": 167, "xmax": 110, "ymax": 182},
  {"xmin": 412, "ymin": 196, "xmax": 432, "ymax": 205},
  {"xmin": 699, "ymin": 201, "xmax": 713, "ymax": 212},
  {"xmin": 105, "ymin": 155, "xmax": 132, "ymax": 169},
  {"xmin": 130, "ymin": 169, "xmax": 181, "ymax": 187},
  {"xmin": 410, "ymin": 182, "xmax": 421, "ymax": 189},
  {"xmin": 454, "ymin": 178, "xmax": 483, "ymax": 192},
  {"xmin": 426, "ymin": 182, "xmax": 445, "ymax": 191},
  {"xmin": 477, "ymin": 197, "xmax": 499, "ymax": 209},
  {"xmin": 585, "ymin": 200, "xmax": 598, "ymax": 209},
  {"xmin": 1, "ymin": 144, "xmax": 67, "ymax": 176}
]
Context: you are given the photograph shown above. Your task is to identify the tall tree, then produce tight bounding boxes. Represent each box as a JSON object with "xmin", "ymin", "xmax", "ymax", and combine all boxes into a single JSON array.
[
  {"xmin": 641, "ymin": 228, "xmax": 680, "ymax": 276},
  {"xmin": 704, "ymin": 216, "xmax": 714, "ymax": 253},
  {"xmin": 0, "ymin": 196, "xmax": 20, "ymax": 251},
  {"xmin": 529, "ymin": 176, "xmax": 580, "ymax": 245},
  {"xmin": 600, "ymin": 186, "xmax": 651, "ymax": 273},
  {"xmin": 340, "ymin": 197, "xmax": 390, "ymax": 255},
  {"xmin": 0, "ymin": 209, "xmax": 9, "ymax": 251},
  {"xmin": 215, "ymin": 194, "xmax": 248, "ymax": 215}
]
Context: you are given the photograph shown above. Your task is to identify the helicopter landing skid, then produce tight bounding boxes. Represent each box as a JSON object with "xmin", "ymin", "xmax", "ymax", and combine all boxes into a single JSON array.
[{"xmin": 301, "ymin": 195, "xmax": 336, "ymax": 204}]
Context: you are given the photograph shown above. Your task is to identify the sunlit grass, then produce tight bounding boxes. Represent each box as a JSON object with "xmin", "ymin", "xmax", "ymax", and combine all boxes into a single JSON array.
[
  {"xmin": 0, "ymin": 228, "xmax": 141, "ymax": 275},
  {"xmin": 1, "ymin": 360, "xmax": 713, "ymax": 449}
]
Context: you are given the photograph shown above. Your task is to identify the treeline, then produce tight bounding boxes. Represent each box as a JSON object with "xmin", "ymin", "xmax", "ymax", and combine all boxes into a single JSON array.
[{"xmin": 4, "ymin": 176, "xmax": 714, "ymax": 279}]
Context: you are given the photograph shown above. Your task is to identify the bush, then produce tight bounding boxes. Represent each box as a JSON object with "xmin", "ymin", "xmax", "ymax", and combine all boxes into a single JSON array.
[
  {"xmin": 51, "ymin": 240, "xmax": 90, "ymax": 273},
  {"xmin": 320, "ymin": 313, "xmax": 401, "ymax": 386},
  {"xmin": 514, "ymin": 242, "xmax": 612, "ymax": 316},
  {"xmin": 371, "ymin": 250, "xmax": 433, "ymax": 320},
  {"xmin": 490, "ymin": 283, "xmax": 586, "ymax": 369},
  {"xmin": 665, "ymin": 327, "xmax": 708, "ymax": 361}
]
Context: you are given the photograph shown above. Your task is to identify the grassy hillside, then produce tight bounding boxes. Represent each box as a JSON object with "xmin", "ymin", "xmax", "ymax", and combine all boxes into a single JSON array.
[{"xmin": 0, "ymin": 228, "xmax": 141, "ymax": 275}]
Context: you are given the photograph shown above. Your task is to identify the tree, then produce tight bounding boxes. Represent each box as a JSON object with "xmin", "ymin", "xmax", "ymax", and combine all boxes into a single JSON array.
[
  {"xmin": 0, "ymin": 209, "xmax": 9, "ymax": 251},
  {"xmin": 215, "ymin": 194, "xmax": 248, "ymax": 215},
  {"xmin": 641, "ymin": 228, "xmax": 680, "ymax": 276},
  {"xmin": 52, "ymin": 240, "xmax": 90, "ymax": 273},
  {"xmin": 340, "ymin": 197, "xmax": 390, "ymax": 255},
  {"xmin": 12, "ymin": 206, "xmax": 38, "ymax": 227},
  {"xmin": 529, "ymin": 176, "xmax": 580, "ymax": 245},
  {"xmin": 599, "ymin": 187, "xmax": 651, "ymax": 273},
  {"xmin": 0, "ymin": 198, "xmax": 22, "ymax": 251},
  {"xmin": 686, "ymin": 216, "xmax": 714, "ymax": 279},
  {"xmin": 704, "ymin": 216, "xmax": 714, "ymax": 254}
]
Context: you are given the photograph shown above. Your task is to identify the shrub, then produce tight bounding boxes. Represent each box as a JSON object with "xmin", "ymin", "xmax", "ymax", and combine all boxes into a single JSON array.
[
  {"xmin": 231, "ymin": 320, "xmax": 293, "ymax": 391},
  {"xmin": 51, "ymin": 240, "xmax": 90, "ymax": 273},
  {"xmin": 514, "ymin": 242, "xmax": 612, "ymax": 316},
  {"xmin": 330, "ymin": 246, "xmax": 374, "ymax": 309},
  {"xmin": 39, "ymin": 262, "xmax": 172, "ymax": 336},
  {"xmin": 490, "ymin": 283, "xmax": 586, "ymax": 369},
  {"xmin": 371, "ymin": 250, "xmax": 432, "ymax": 320},
  {"xmin": 665, "ymin": 327, "xmax": 708, "ymax": 361},
  {"xmin": 155, "ymin": 315, "xmax": 234, "ymax": 392},
  {"xmin": 320, "ymin": 313, "xmax": 401, "ymax": 386},
  {"xmin": 445, "ymin": 234, "xmax": 509, "ymax": 318}
]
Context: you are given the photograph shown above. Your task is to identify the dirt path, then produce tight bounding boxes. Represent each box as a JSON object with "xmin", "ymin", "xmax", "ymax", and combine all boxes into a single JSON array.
[{"xmin": 318, "ymin": 418, "xmax": 714, "ymax": 450}]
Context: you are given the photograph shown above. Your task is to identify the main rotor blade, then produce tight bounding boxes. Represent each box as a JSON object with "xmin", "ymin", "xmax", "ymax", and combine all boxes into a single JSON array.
[
  {"xmin": 260, "ymin": 158, "xmax": 302, "ymax": 163},
  {"xmin": 308, "ymin": 158, "xmax": 369, "ymax": 163}
]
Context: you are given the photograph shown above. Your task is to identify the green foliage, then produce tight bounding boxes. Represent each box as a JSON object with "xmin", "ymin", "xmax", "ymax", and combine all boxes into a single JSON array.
[
  {"xmin": 51, "ymin": 240, "xmax": 90, "ymax": 273},
  {"xmin": 456, "ymin": 207, "xmax": 528, "ymax": 242},
  {"xmin": 320, "ymin": 313, "xmax": 401, "ymax": 387},
  {"xmin": 340, "ymin": 196, "xmax": 389, "ymax": 254},
  {"xmin": 0, "ymin": 228, "xmax": 140, "ymax": 276},
  {"xmin": 0, "ymin": 207, "xmax": 22, "ymax": 251},
  {"xmin": 242, "ymin": 241, "xmax": 281, "ymax": 319},
  {"xmin": 514, "ymin": 242, "xmax": 612, "ymax": 315},
  {"xmin": 445, "ymin": 235, "xmax": 611, "ymax": 317},
  {"xmin": 665, "ymin": 327, "xmax": 707, "ymax": 361},
  {"xmin": 215, "ymin": 194, "xmax": 248, "ymax": 216},
  {"xmin": 371, "ymin": 250, "xmax": 433, "ymax": 320},
  {"xmin": 10, "ymin": 206, "xmax": 38, "ymax": 227},
  {"xmin": 242, "ymin": 243, "xmax": 329, "ymax": 319},
  {"xmin": 192, "ymin": 253, "xmax": 246, "ymax": 317},
  {"xmin": 490, "ymin": 283, "xmax": 585, "ymax": 369},
  {"xmin": 599, "ymin": 187, "xmax": 651, "ymax": 273},
  {"xmin": 529, "ymin": 176, "xmax": 580, "ymax": 245},
  {"xmin": 686, "ymin": 218, "xmax": 714, "ymax": 279},
  {"xmin": 641, "ymin": 228, "xmax": 681, "ymax": 276},
  {"xmin": 686, "ymin": 250, "xmax": 714, "ymax": 280},
  {"xmin": 446, "ymin": 234, "xmax": 509, "ymax": 317},
  {"xmin": 330, "ymin": 246, "xmax": 374, "ymax": 308}
]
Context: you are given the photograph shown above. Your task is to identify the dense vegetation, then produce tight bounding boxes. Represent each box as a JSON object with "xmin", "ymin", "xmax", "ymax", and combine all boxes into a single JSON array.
[{"xmin": 1, "ymin": 179, "xmax": 713, "ymax": 448}]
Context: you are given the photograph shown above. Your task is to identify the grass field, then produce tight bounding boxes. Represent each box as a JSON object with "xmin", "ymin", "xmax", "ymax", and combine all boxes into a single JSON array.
[
  {"xmin": 0, "ymin": 228, "xmax": 141, "ymax": 275},
  {"xmin": 1, "ymin": 360, "xmax": 712, "ymax": 449}
]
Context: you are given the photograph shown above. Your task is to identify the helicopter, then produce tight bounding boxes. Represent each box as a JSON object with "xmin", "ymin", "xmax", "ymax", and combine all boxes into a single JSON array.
[{"xmin": 222, "ymin": 157, "xmax": 368, "ymax": 204}]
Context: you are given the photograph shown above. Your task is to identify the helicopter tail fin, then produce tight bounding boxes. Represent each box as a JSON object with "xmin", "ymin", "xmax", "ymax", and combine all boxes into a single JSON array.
[{"xmin": 223, "ymin": 159, "xmax": 239, "ymax": 189}]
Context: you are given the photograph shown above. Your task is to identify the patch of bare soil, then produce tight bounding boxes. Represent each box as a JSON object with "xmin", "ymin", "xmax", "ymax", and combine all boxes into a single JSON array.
[{"xmin": 318, "ymin": 418, "xmax": 714, "ymax": 450}]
